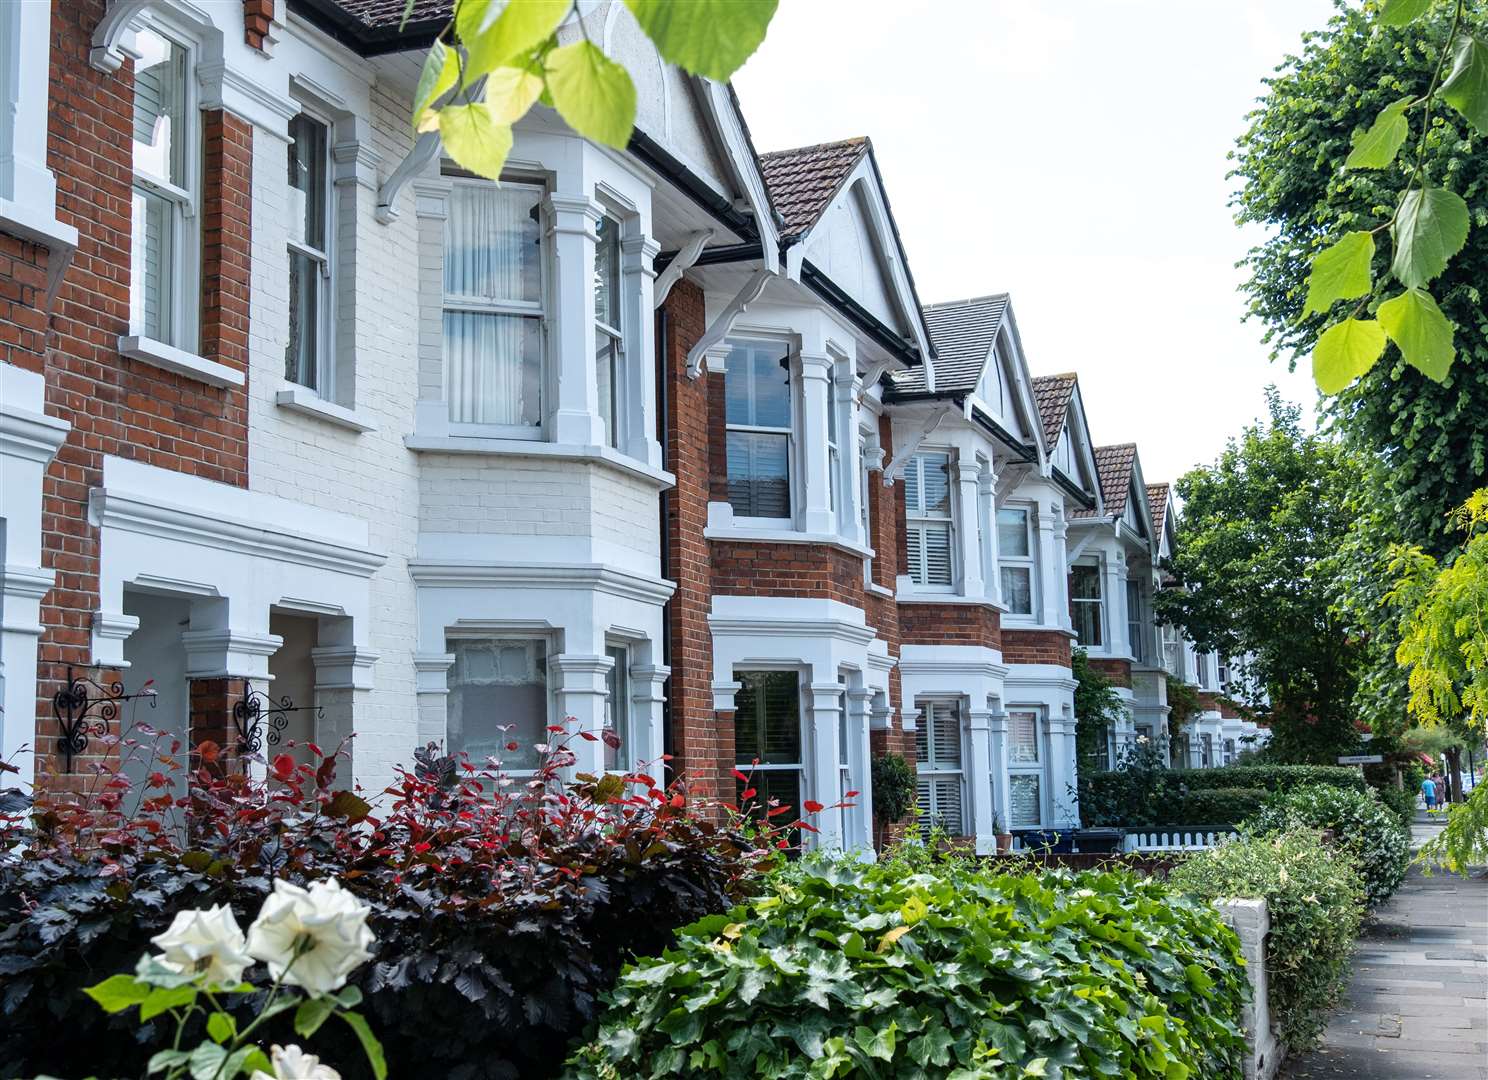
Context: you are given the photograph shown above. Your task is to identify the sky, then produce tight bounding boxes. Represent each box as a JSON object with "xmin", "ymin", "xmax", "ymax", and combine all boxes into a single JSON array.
[{"xmin": 732, "ymin": 0, "xmax": 1339, "ymax": 486}]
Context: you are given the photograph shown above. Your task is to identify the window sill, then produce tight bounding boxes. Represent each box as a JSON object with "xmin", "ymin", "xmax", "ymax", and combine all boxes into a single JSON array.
[
  {"xmin": 404, "ymin": 433, "xmax": 675, "ymax": 489},
  {"xmin": 865, "ymin": 581, "xmax": 895, "ymax": 599},
  {"xmin": 275, "ymin": 387, "xmax": 378, "ymax": 433},
  {"xmin": 703, "ymin": 525, "xmax": 874, "ymax": 560},
  {"xmin": 119, "ymin": 335, "xmax": 244, "ymax": 388},
  {"xmin": 895, "ymin": 591, "xmax": 1008, "ymax": 611},
  {"xmin": 0, "ymin": 198, "xmax": 78, "ymax": 253}
]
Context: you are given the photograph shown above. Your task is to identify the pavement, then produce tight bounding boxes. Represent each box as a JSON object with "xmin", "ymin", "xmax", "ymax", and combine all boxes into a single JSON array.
[{"xmin": 1279, "ymin": 809, "xmax": 1488, "ymax": 1080}]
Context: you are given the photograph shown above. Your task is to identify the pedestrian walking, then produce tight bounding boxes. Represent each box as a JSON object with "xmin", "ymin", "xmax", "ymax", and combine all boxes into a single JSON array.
[{"xmin": 1422, "ymin": 774, "xmax": 1436, "ymax": 811}]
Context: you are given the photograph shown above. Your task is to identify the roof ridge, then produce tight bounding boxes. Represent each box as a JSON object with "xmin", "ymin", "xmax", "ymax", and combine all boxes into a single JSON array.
[
  {"xmin": 922, "ymin": 292, "xmax": 1010, "ymax": 311},
  {"xmin": 758, "ymin": 136, "xmax": 869, "ymax": 159},
  {"xmin": 1095, "ymin": 442, "xmax": 1138, "ymax": 452}
]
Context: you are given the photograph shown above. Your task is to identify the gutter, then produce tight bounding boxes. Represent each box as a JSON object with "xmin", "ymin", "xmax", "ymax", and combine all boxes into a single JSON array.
[
  {"xmin": 799, "ymin": 261, "xmax": 922, "ymax": 368},
  {"xmin": 627, "ymin": 130, "xmax": 760, "ymax": 240}
]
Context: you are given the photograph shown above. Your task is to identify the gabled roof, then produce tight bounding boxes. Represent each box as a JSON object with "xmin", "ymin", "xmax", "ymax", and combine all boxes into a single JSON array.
[
  {"xmin": 890, "ymin": 294, "xmax": 1008, "ymax": 395},
  {"xmin": 1072, "ymin": 444, "xmax": 1137, "ymax": 520},
  {"xmin": 758, "ymin": 138, "xmax": 869, "ymax": 243},
  {"xmin": 1146, "ymin": 483, "xmax": 1170, "ymax": 537},
  {"xmin": 1030, "ymin": 373, "xmax": 1077, "ymax": 454}
]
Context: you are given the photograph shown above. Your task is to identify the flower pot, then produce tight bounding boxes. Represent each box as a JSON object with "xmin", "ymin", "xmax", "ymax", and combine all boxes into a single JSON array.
[{"xmin": 995, "ymin": 832, "xmax": 1013, "ymax": 854}]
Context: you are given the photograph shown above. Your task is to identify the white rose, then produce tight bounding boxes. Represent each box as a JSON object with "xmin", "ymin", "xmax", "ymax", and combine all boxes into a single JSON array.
[
  {"xmin": 246, "ymin": 879, "xmax": 374, "ymax": 996},
  {"xmin": 249, "ymin": 1043, "xmax": 342, "ymax": 1080},
  {"xmin": 150, "ymin": 904, "xmax": 253, "ymax": 987}
]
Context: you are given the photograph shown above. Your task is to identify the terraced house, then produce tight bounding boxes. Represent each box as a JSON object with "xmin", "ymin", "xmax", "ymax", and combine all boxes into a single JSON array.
[{"xmin": 0, "ymin": 0, "xmax": 1255, "ymax": 851}]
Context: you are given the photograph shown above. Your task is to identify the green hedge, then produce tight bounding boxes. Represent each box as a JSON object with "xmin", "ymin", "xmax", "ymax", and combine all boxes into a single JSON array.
[
  {"xmin": 1245, "ymin": 785, "xmax": 1411, "ymax": 906},
  {"xmin": 1173, "ymin": 787, "xmax": 1270, "ymax": 826},
  {"xmin": 1171, "ymin": 829, "xmax": 1365, "ymax": 1050},
  {"xmin": 566, "ymin": 861, "xmax": 1250, "ymax": 1078},
  {"xmin": 1082, "ymin": 762, "xmax": 1366, "ymax": 827}
]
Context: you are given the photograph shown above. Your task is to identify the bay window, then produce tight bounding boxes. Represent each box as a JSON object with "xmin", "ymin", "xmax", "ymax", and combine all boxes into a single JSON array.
[
  {"xmin": 1126, "ymin": 579, "xmax": 1148, "ymax": 663},
  {"xmin": 285, "ymin": 111, "xmax": 331, "ymax": 391},
  {"xmin": 603, "ymin": 643, "xmax": 630, "ymax": 772},
  {"xmin": 826, "ymin": 363, "xmax": 840, "ymax": 515},
  {"xmin": 734, "ymin": 671, "xmax": 803, "ymax": 825},
  {"xmin": 997, "ymin": 507, "xmax": 1035, "ymax": 615},
  {"xmin": 446, "ymin": 637, "xmax": 548, "ymax": 770},
  {"xmin": 594, "ymin": 214, "xmax": 622, "ymax": 448},
  {"xmin": 1196, "ymin": 652, "xmax": 1211, "ymax": 688},
  {"xmin": 129, "ymin": 26, "xmax": 194, "ymax": 347},
  {"xmin": 442, "ymin": 177, "xmax": 545, "ymax": 431},
  {"xmin": 915, "ymin": 699, "xmax": 964, "ymax": 836},
  {"xmin": 1162, "ymin": 623, "xmax": 1184, "ymax": 679},
  {"xmin": 725, "ymin": 341, "xmax": 793, "ymax": 519},
  {"xmin": 1007, "ymin": 709, "xmax": 1045, "ymax": 827},
  {"xmin": 905, "ymin": 452, "xmax": 953, "ymax": 587},
  {"xmin": 1069, "ymin": 563, "xmax": 1103, "ymax": 646}
]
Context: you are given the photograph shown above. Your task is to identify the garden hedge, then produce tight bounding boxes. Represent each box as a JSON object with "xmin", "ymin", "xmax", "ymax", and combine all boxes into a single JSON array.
[
  {"xmin": 1082, "ymin": 761, "xmax": 1367, "ymax": 827},
  {"xmin": 1244, "ymin": 784, "xmax": 1411, "ymax": 906},
  {"xmin": 1170, "ymin": 829, "xmax": 1365, "ymax": 1050},
  {"xmin": 566, "ymin": 860, "xmax": 1251, "ymax": 1078},
  {"xmin": 1172, "ymin": 786, "xmax": 1270, "ymax": 827}
]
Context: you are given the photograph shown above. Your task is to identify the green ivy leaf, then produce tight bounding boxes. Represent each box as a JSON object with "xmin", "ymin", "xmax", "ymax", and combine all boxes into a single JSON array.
[
  {"xmin": 1390, "ymin": 186, "xmax": 1469, "ymax": 287},
  {"xmin": 437, "ymin": 102, "xmax": 514, "ymax": 179},
  {"xmin": 412, "ymin": 40, "xmax": 459, "ymax": 128},
  {"xmin": 83, "ymin": 974, "xmax": 151, "ymax": 1014},
  {"xmin": 146, "ymin": 1049, "xmax": 193, "ymax": 1075},
  {"xmin": 1303, "ymin": 231, "xmax": 1375, "ymax": 316},
  {"xmin": 240, "ymin": 1049, "xmax": 273, "ymax": 1077},
  {"xmin": 294, "ymin": 995, "xmax": 337, "ymax": 1038},
  {"xmin": 205, "ymin": 1011, "xmax": 236, "ymax": 1044},
  {"xmin": 1378, "ymin": 288, "xmax": 1456, "ymax": 381},
  {"xmin": 341, "ymin": 1011, "xmax": 388, "ymax": 1080},
  {"xmin": 459, "ymin": 0, "xmax": 568, "ymax": 84},
  {"xmin": 624, "ymin": 0, "xmax": 778, "ymax": 81},
  {"xmin": 853, "ymin": 1021, "xmax": 898, "ymax": 1061},
  {"xmin": 1345, "ymin": 96, "xmax": 1411, "ymax": 169},
  {"xmin": 1379, "ymin": 0, "xmax": 1433, "ymax": 26},
  {"xmin": 1441, "ymin": 36, "xmax": 1488, "ymax": 134},
  {"xmin": 545, "ymin": 42, "xmax": 637, "ymax": 148},
  {"xmin": 1312, "ymin": 318, "xmax": 1387, "ymax": 394}
]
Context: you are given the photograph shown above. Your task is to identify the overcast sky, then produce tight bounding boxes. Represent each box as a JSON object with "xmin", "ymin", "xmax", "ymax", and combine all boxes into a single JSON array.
[{"xmin": 733, "ymin": 0, "xmax": 1338, "ymax": 486}]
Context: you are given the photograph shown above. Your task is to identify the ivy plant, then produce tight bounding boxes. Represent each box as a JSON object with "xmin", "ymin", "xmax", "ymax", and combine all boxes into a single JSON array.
[{"xmin": 408, "ymin": 0, "xmax": 778, "ymax": 179}]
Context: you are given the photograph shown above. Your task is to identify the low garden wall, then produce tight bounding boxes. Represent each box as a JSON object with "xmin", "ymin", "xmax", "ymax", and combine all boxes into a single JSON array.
[{"xmin": 1214, "ymin": 897, "xmax": 1283, "ymax": 1080}]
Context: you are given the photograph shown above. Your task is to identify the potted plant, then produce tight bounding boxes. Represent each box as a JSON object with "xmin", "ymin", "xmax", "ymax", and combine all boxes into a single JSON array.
[
  {"xmin": 870, "ymin": 752, "xmax": 916, "ymax": 851},
  {"xmin": 993, "ymin": 811, "xmax": 1013, "ymax": 854}
]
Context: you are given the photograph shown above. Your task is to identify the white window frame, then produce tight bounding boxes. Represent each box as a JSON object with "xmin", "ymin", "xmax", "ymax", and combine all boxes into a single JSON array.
[
  {"xmin": 724, "ymin": 338, "xmax": 797, "ymax": 525},
  {"xmin": 440, "ymin": 172, "xmax": 548, "ymax": 439},
  {"xmin": 1126, "ymin": 578, "xmax": 1148, "ymax": 664},
  {"xmin": 915, "ymin": 697, "xmax": 966, "ymax": 837},
  {"xmin": 732, "ymin": 667, "xmax": 810, "ymax": 844},
  {"xmin": 128, "ymin": 21, "xmax": 200, "ymax": 353},
  {"xmin": 997, "ymin": 504, "xmax": 1037, "ymax": 618},
  {"xmin": 1069, "ymin": 561, "xmax": 1104, "ymax": 648},
  {"xmin": 594, "ymin": 210, "xmax": 624, "ymax": 450},
  {"xmin": 1161, "ymin": 622, "xmax": 1185, "ymax": 680},
  {"xmin": 905, "ymin": 450, "xmax": 955, "ymax": 591},
  {"xmin": 284, "ymin": 106, "xmax": 334, "ymax": 394},
  {"xmin": 1196, "ymin": 652, "xmax": 1211, "ymax": 689},
  {"xmin": 826, "ymin": 362, "xmax": 840, "ymax": 519},
  {"xmin": 603, "ymin": 641, "xmax": 631, "ymax": 773},
  {"xmin": 444, "ymin": 631, "xmax": 553, "ymax": 776},
  {"xmin": 1006, "ymin": 706, "xmax": 1047, "ymax": 828},
  {"xmin": 859, "ymin": 427, "xmax": 874, "ymax": 585}
]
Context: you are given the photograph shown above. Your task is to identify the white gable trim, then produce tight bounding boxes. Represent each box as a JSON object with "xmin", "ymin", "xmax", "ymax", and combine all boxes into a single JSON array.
[
  {"xmin": 1058, "ymin": 385, "xmax": 1102, "ymax": 512},
  {"xmin": 698, "ymin": 80, "xmax": 779, "ymax": 273},
  {"xmin": 977, "ymin": 303, "xmax": 1046, "ymax": 471},
  {"xmin": 1125, "ymin": 453, "xmax": 1154, "ymax": 540}
]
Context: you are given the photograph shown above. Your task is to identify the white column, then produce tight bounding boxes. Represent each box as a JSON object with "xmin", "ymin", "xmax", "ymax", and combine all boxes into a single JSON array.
[
  {"xmin": 629, "ymin": 662, "xmax": 669, "ymax": 770},
  {"xmin": 0, "ymin": 366, "xmax": 68, "ymax": 791},
  {"xmin": 798, "ymin": 352, "xmax": 836, "ymax": 535},
  {"xmin": 845, "ymin": 685, "xmax": 874, "ymax": 851},
  {"xmin": 620, "ymin": 231, "xmax": 663, "ymax": 468},
  {"xmin": 965, "ymin": 703, "xmax": 996, "ymax": 854},
  {"xmin": 1035, "ymin": 500, "xmax": 1061, "ymax": 628},
  {"xmin": 987, "ymin": 702, "xmax": 1011, "ymax": 836},
  {"xmin": 955, "ymin": 460, "xmax": 984, "ymax": 599},
  {"xmin": 413, "ymin": 653, "xmax": 455, "ymax": 747},
  {"xmin": 1047, "ymin": 704, "xmax": 1080, "ymax": 827},
  {"xmin": 1104, "ymin": 550, "xmax": 1129, "ymax": 657},
  {"xmin": 552, "ymin": 652, "xmax": 613, "ymax": 775},
  {"xmin": 1051, "ymin": 504, "xmax": 1072, "ymax": 631},
  {"xmin": 545, "ymin": 193, "xmax": 606, "ymax": 446},
  {"xmin": 0, "ymin": 0, "xmax": 69, "ymax": 233},
  {"xmin": 981, "ymin": 464, "xmax": 1001, "ymax": 606},
  {"xmin": 839, "ymin": 363, "xmax": 864, "ymax": 545},
  {"xmin": 806, "ymin": 681, "xmax": 845, "ymax": 850}
]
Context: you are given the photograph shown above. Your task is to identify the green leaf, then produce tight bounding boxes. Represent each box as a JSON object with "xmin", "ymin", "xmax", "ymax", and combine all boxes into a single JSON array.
[
  {"xmin": 146, "ymin": 1049, "xmax": 192, "ymax": 1075},
  {"xmin": 187, "ymin": 1043, "xmax": 227, "ymax": 1080},
  {"xmin": 436, "ymin": 102, "xmax": 514, "ymax": 179},
  {"xmin": 624, "ymin": 0, "xmax": 778, "ymax": 81},
  {"xmin": 341, "ymin": 1011, "xmax": 388, "ymax": 1080},
  {"xmin": 1379, "ymin": 0, "xmax": 1433, "ymax": 26},
  {"xmin": 1303, "ymin": 231, "xmax": 1375, "ymax": 316},
  {"xmin": 1312, "ymin": 318, "xmax": 1387, "ymax": 394},
  {"xmin": 908, "ymin": 1026, "xmax": 956, "ymax": 1068},
  {"xmin": 332, "ymin": 985, "xmax": 364, "ymax": 1008},
  {"xmin": 206, "ymin": 1011, "xmax": 236, "ymax": 1044},
  {"xmin": 545, "ymin": 41, "xmax": 637, "ymax": 148},
  {"xmin": 1390, "ymin": 187, "xmax": 1469, "ymax": 287},
  {"xmin": 459, "ymin": 0, "xmax": 568, "ymax": 83},
  {"xmin": 83, "ymin": 974, "xmax": 151, "ymax": 1014},
  {"xmin": 140, "ymin": 984, "xmax": 198, "ymax": 1022},
  {"xmin": 240, "ymin": 1049, "xmax": 273, "ymax": 1077},
  {"xmin": 412, "ymin": 40, "xmax": 460, "ymax": 128},
  {"xmin": 853, "ymin": 1021, "xmax": 897, "ymax": 1061},
  {"xmin": 1345, "ymin": 96, "xmax": 1411, "ymax": 169},
  {"xmin": 295, "ymin": 995, "xmax": 337, "ymax": 1038},
  {"xmin": 1378, "ymin": 288, "xmax": 1456, "ymax": 381},
  {"xmin": 1442, "ymin": 36, "xmax": 1488, "ymax": 134},
  {"xmin": 484, "ymin": 66, "xmax": 545, "ymax": 124}
]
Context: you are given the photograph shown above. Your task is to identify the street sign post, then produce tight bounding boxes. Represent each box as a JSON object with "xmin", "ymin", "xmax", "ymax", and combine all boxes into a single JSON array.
[{"xmin": 1337, "ymin": 754, "xmax": 1384, "ymax": 765}]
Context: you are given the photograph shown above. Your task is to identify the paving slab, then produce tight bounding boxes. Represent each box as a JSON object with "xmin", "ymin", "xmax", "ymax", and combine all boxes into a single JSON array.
[{"xmin": 1279, "ymin": 814, "xmax": 1488, "ymax": 1080}]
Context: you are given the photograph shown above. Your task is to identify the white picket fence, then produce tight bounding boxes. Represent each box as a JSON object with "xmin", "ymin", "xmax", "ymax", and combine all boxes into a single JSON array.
[{"xmin": 1122, "ymin": 829, "xmax": 1237, "ymax": 853}]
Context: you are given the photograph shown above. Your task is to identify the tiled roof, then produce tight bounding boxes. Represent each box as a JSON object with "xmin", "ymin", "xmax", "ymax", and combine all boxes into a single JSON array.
[
  {"xmin": 1030, "ymin": 373, "xmax": 1077, "ymax": 454},
  {"xmin": 1146, "ymin": 482, "xmax": 1170, "ymax": 536},
  {"xmin": 1072, "ymin": 443, "xmax": 1137, "ymax": 520},
  {"xmin": 325, "ymin": 0, "xmax": 451, "ymax": 27},
  {"xmin": 890, "ymin": 294, "xmax": 1009, "ymax": 395},
  {"xmin": 758, "ymin": 137, "xmax": 869, "ymax": 242}
]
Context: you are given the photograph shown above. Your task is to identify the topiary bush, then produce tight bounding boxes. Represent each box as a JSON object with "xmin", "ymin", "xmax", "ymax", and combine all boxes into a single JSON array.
[
  {"xmin": 1082, "ymin": 761, "xmax": 1367, "ymax": 827},
  {"xmin": 565, "ymin": 860, "xmax": 1250, "ymax": 1078},
  {"xmin": 1244, "ymin": 784, "xmax": 1411, "ymax": 906},
  {"xmin": 1170, "ymin": 829, "xmax": 1365, "ymax": 1051}
]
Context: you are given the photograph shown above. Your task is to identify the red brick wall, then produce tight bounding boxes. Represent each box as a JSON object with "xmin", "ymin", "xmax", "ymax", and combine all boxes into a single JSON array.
[
  {"xmin": 710, "ymin": 541, "xmax": 866, "ymax": 603},
  {"xmin": 1089, "ymin": 657, "xmax": 1132, "ymax": 689},
  {"xmin": 1000, "ymin": 629, "xmax": 1073, "ymax": 667},
  {"xmin": 0, "ymin": 236, "xmax": 51, "ymax": 373},
  {"xmin": 30, "ymin": 2, "xmax": 253, "ymax": 781},
  {"xmin": 900, "ymin": 602, "xmax": 1002, "ymax": 649},
  {"xmin": 243, "ymin": 0, "xmax": 275, "ymax": 49}
]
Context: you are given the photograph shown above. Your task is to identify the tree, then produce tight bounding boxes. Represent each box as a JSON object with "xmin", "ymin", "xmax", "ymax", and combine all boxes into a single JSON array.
[
  {"xmin": 1072, "ymin": 648, "xmax": 1125, "ymax": 773},
  {"xmin": 1155, "ymin": 391, "xmax": 1362, "ymax": 763}
]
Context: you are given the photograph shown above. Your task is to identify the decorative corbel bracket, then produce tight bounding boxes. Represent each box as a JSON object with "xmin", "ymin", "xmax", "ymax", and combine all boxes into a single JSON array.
[
  {"xmin": 685, "ymin": 268, "xmax": 771, "ymax": 380},
  {"xmin": 376, "ymin": 129, "xmax": 442, "ymax": 225},
  {"xmin": 654, "ymin": 229, "xmax": 712, "ymax": 308},
  {"xmin": 90, "ymin": 0, "xmax": 153, "ymax": 72},
  {"xmin": 882, "ymin": 408, "xmax": 950, "ymax": 487}
]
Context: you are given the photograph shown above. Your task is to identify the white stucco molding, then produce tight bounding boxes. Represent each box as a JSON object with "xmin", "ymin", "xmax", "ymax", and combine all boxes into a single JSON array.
[
  {"xmin": 182, "ymin": 627, "xmax": 283, "ymax": 680},
  {"xmin": 311, "ymin": 645, "xmax": 380, "ymax": 691},
  {"xmin": 408, "ymin": 561, "xmax": 676, "ymax": 607}
]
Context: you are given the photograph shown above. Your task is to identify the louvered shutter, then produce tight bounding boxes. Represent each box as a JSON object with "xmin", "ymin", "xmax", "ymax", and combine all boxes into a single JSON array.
[
  {"xmin": 922, "ymin": 524, "xmax": 952, "ymax": 585},
  {"xmin": 931, "ymin": 702, "xmax": 962, "ymax": 768},
  {"xmin": 1008, "ymin": 710, "xmax": 1039, "ymax": 764},
  {"xmin": 931, "ymin": 776, "xmax": 964, "ymax": 833}
]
